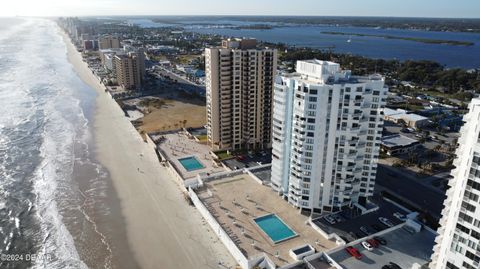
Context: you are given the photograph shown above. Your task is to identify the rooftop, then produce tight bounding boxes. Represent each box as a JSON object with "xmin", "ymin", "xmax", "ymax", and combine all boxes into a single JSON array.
[
  {"xmin": 382, "ymin": 134, "xmax": 419, "ymax": 148},
  {"xmin": 390, "ymin": 112, "xmax": 428, "ymax": 122},
  {"xmin": 152, "ymin": 130, "xmax": 226, "ymax": 180},
  {"xmin": 279, "ymin": 59, "xmax": 384, "ymax": 86},
  {"xmin": 194, "ymin": 173, "xmax": 337, "ymax": 266},
  {"xmin": 383, "ymin": 108, "xmax": 407, "ymax": 117}
]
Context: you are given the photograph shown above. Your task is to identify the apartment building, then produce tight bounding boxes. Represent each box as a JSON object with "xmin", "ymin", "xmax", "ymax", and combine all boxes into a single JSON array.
[
  {"xmin": 205, "ymin": 38, "xmax": 277, "ymax": 150},
  {"xmin": 99, "ymin": 48, "xmax": 125, "ymax": 71},
  {"xmin": 114, "ymin": 49, "xmax": 145, "ymax": 91},
  {"xmin": 430, "ymin": 98, "xmax": 480, "ymax": 269},
  {"xmin": 271, "ymin": 60, "xmax": 387, "ymax": 213},
  {"xmin": 99, "ymin": 35, "xmax": 121, "ymax": 50}
]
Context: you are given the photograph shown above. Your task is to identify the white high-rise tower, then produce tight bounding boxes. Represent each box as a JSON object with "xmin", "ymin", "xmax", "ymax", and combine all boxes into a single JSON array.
[
  {"xmin": 431, "ymin": 98, "xmax": 480, "ymax": 269},
  {"xmin": 271, "ymin": 60, "xmax": 387, "ymax": 213}
]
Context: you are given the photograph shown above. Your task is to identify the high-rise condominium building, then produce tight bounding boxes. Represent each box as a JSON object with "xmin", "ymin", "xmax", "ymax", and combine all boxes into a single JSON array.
[
  {"xmin": 271, "ymin": 60, "xmax": 387, "ymax": 213},
  {"xmin": 205, "ymin": 38, "xmax": 277, "ymax": 150},
  {"xmin": 430, "ymin": 98, "xmax": 480, "ymax": 269},
  {"xmin": 114, "ymin": 49, "xmax": 145, "ymax": 91},
  {"xmin": 99, "ymin": 35, "xmax": 121, "ymax": 50}
]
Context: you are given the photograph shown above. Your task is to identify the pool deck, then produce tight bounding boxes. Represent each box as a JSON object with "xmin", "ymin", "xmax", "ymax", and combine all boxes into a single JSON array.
[
  {"xmin": 194, "ymin": 173, "xmax": 337, "ymax": 266},
  {"xmin": 152, "ymin": 130, "xmax": 226, "ymax": 179}
]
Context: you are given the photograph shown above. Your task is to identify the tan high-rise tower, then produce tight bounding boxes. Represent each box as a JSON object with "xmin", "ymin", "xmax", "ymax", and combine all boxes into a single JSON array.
[
  {"xmin": 114, "ymin": 49, "xmax": 145, "ymax": 91},
  {"xmin": 205, "ymin": 38, "xmax": 277, "ymax": 151},
  {"xmin": 99, "ymin": 35, "xmax": 121, "ymax": 50}
]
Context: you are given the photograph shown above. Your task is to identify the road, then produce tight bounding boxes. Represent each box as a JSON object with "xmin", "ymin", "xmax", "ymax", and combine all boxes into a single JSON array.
[{"xmin": 375, "ymin": 164, "xmax": 447, "ymax": 219}]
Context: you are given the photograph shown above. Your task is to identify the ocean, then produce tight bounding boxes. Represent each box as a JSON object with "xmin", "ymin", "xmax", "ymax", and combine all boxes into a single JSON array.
[{"xmin": 0, "ymin": 18, "xmax": 116, "ymax": 269}]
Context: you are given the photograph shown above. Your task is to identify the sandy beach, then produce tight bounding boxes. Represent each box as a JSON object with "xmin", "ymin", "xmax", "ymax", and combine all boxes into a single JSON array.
[{"xmin": 61, "ymin": 31, "xmax": 236, "ymax": 269}]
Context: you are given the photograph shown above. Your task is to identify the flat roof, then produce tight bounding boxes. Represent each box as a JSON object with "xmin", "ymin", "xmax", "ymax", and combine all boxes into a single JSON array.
[
  {"xmin": 383, "ymin": 108, "xmax": 406, "ymax": 117},
  {"xmin": 382, "ymin": 134, "xmax": 419, "ymax": 148},
  {"xmin": 390, "ymin": 113, "xmax": 428, "ymax": 122},
  {"xmin": 152, "ymin": 131, "xmax": 226, "ymax": 180},
  {"xmin": 194, "ymin": 173, "xmax": 336, "ymax": 266},
  {"xmin": 326, "ymin": 227, "xmax": 435, "ymax": 269}
]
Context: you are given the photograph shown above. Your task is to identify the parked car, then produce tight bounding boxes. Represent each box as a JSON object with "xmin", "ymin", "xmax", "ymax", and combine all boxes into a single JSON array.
[
  {"xmin": 345, "ymin": 246, "xmax": 362, "ymax": 259},
  {"xmin": 367, "ymin": 238, "xmax": 379, "ymax": 248},
  {"xmin": 361, "ymin": 241, "xmax": 374, "ymax": 251},
  {"xmin": 393, "ymin": 212, "xmax": 407, "ymax": 221},
  {"xmin": 379, "ymin": 217, "xmax": 394, "ymax": 227},
  {"xmin": 374, "ymin": 236, "xmax": 387, "ymax": 245},
  {"xmin": 360, "ymin": 226, "xmax": 371, "ymax": 236},
  {"xmin": 348, "ymin": 232, "xmax": 358, "ymax": 239},
  {"xmin": 236, "ymin": 155, "xmax": 246, "ymax": 161},
  {"xmin": 324, "ymin": 215, "xmax": 336, "ymax": 225},
  {"xmin": 389, "ymin": 262, "xmax": 402, "ymax": 269}
]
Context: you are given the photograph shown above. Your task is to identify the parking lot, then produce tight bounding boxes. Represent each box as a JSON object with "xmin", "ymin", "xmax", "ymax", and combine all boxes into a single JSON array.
[
  {"xmin": 222, "ymin": 150, "xmax": 272, "ymax": 170},
  {"xmin": 312, "ymin": 197, "xmax": 408, "ymax": 242},
  {"xmin": 328, "ymin": 228, "xmax": 435, "ymax": 269}
]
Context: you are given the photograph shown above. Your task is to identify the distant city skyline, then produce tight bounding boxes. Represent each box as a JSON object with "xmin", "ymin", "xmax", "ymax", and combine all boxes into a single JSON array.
[{"xmin": 2, "ymin": 0, "xmax": 480, "ymax": 18}]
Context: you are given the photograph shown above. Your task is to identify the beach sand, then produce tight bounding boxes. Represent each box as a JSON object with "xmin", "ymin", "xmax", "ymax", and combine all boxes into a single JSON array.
[{"xmin": 61, "ymin": 31, "xmax": 236, "ymax": 269}]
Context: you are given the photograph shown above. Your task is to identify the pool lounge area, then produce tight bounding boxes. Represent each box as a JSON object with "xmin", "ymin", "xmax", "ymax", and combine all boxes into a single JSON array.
[
  {"xmin": 254, "ymin": 214, "xmax": 297, "ymax": 244},
  {"xmin": 192, "ymin": 173, "xmax": 337, "ymax": 267},
  {"xmin": 178, "ymin": 156, "xmax": 205, "ymax": 171}
]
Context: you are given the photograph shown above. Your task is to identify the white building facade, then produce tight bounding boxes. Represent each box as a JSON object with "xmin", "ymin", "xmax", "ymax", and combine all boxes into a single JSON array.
[
  {"xmin": 271, "ymin": 60, "xmax": 387, "ymax": 213},
  {"xmin": 431, "ymin": 98, "xmax": 480, "ymax": 269}
]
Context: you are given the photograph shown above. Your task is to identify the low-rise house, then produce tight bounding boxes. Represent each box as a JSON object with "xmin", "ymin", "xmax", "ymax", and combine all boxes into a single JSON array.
[
  {"xmin": 381, "ymin": 134, "xmax": 421, "ymax": 156},
  {"xmin": 383, "ymin": 108, "xmax": 430, "ymax": 129}
]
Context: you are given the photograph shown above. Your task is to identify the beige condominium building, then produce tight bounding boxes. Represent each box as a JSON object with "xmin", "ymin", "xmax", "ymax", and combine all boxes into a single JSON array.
[
  {"xmin": 205, "ymin": 38, "xmax": 277, "ymax": 151},
  {"xmin": 99, "ymin": 35, "xmax": 121, "ymax": 50},
  {"xmin": 114, "ymin": 49, "xmax": 145, "ymax": 91},
  {"xmin": 430, "ymin": 98, "xmax": 480, "ymax": 269}
]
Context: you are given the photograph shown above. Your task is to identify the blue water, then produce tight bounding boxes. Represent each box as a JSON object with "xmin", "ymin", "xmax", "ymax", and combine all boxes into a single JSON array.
[
  {"xmin": 254, "ymin": 214, "xmax": 296, "ymax": 243},
  {"xmin": 178, "ymin": 156, "xmax": 204, "ymax": 171},
  {"xmin": 127, "ymin": 18, "xmax": 480, "ymax": 68},
  {"xmin": 191, "ymin": 25, "xmax": 480, "ymax": 69}
]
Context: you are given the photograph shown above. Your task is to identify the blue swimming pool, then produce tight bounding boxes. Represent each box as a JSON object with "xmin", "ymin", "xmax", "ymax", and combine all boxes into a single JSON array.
[
  {"xmin": 178, "ymin": 156, "xmax": 205, "ymax": 171},
  {"xmin": 254, "ymin": 214, "xmax": 297, "ymax": 243}
]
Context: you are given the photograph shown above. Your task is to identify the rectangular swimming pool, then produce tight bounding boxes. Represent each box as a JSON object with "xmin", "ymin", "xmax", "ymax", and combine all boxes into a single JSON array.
[
  {"xmin": 178, "ymin": 156, "xmax": 205, "ymax": 171},
  {"xmin": 254, "ymin": 214, "xmax": 297, "ymax": 243}
]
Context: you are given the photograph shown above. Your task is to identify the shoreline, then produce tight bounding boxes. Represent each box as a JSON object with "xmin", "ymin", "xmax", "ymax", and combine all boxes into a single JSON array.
[
  {"xmin": 60, "ymin": 29, "xmax": 236, "ymax": 268},
  {"xmin": 321, "ymin": 31, "xmax": 474, "ymax": 46}
]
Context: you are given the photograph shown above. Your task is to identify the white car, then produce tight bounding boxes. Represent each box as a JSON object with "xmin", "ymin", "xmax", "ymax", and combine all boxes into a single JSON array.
[
  {"xmin": 379, "ymin": 217, "xmax": 394, "ymax": 227},
  {"xmin": 324, "ymin": 216, "xmax": 336, "ymax": 225},
  {"xmin": 393, "ymin": 212, "xmax": 407, "ymax": 221},
  {"xmin": 361, "ymin": 241, "xmax": 374, "ymax": 251}
]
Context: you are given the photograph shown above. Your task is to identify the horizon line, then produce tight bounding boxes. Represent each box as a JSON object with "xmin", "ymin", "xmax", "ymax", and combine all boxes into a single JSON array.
[{"xmin": 3, "ymin": 14, "xmax": 480, "ymax": 20}]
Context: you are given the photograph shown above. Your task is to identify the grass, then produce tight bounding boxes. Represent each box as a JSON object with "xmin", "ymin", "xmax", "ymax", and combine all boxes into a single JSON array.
[
  {"xmin": 214, "ymin": 150, "xmax": 233, "ymax": 160},
  {"xmin": 196, "ymin": 134, "xmax": 208, "ymax": 142},
  {"xmin": 322, "ymin": 31, "xmax": 474, "ymax": 46},
  {"xmin": 138, "ymin": 98, "xmax": 169, "ymax": 109}
]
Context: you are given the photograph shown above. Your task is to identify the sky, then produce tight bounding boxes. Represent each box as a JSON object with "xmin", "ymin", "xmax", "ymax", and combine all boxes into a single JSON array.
[{"xmin": 1, "ymin": 0, "xmax": 479, "ymax": 18}]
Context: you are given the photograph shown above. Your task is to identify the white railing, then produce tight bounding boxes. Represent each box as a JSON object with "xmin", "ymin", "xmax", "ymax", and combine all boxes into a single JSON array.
[{"xmin": 188, "ymin": 187, "xmax": 250, "ymax": 268}]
